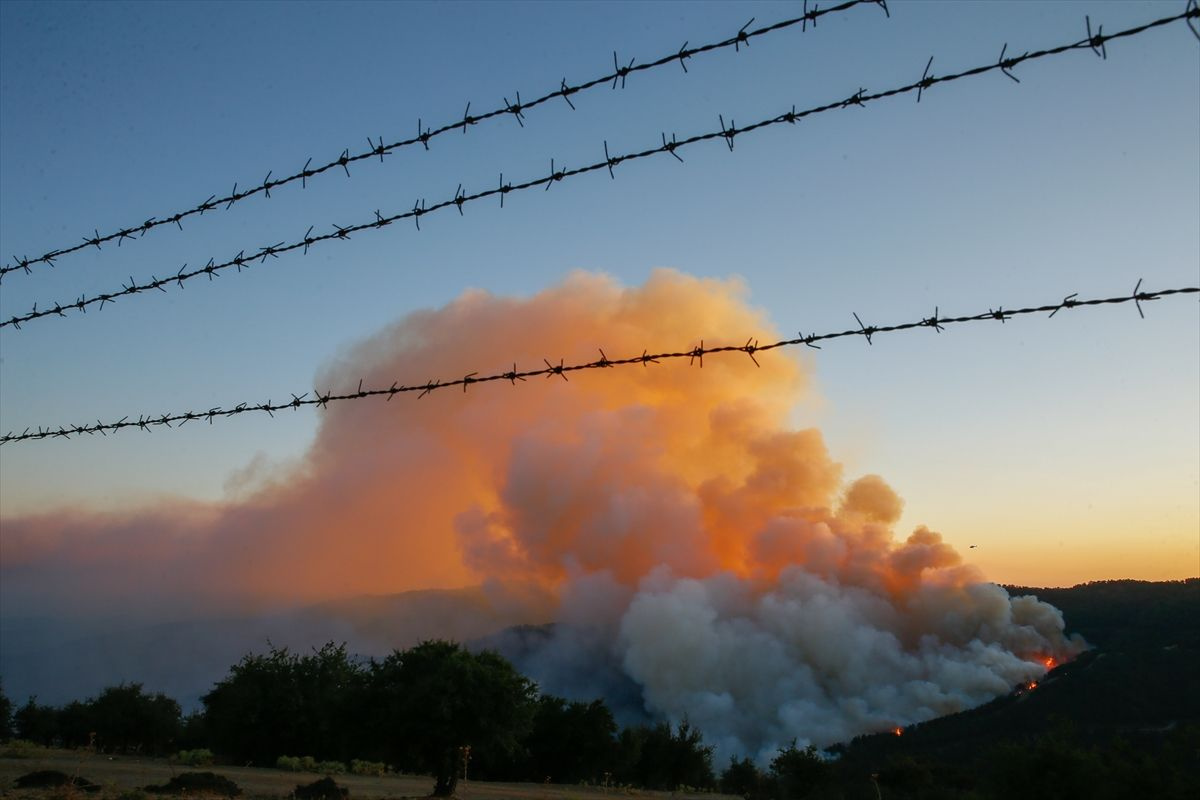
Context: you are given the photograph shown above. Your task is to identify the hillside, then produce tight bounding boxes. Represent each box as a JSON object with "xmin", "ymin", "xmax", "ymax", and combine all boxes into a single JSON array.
[{"xmin": 831, "ymin": 579, "xmax": 1199, "ymax": 797}]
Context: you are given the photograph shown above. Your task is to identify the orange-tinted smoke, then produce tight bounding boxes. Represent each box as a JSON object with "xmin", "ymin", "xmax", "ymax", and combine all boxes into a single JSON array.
[{"xmin": 1, "ymin": 270, "xmax": 812, "ymax": 613}]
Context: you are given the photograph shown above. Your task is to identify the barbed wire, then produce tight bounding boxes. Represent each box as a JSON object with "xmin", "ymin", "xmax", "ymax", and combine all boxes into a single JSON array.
[
  {"xmin": 2, "ymin": 5, "xmax": 1196, "ymax": 332},
  {"xmin": 0, "ymin": 0, "xmax": 884, "ymax": 282},
  {"xmin": 2, "ymin": 282, "xmax": 1195, "ymax": 445}
]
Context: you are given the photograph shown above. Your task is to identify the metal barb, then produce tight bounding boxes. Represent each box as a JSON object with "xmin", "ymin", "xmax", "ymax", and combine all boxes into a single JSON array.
[
  {"xmin": 504, "ymin": 92, "xmax": 525, "ymax": 127},
  {"xmin": 735, "ymin": 18, "xmax": 755, "ymax": 52},
  {"xmin": 544, "ymin": 358, "xmax": 568, "ymax": 381},
  {"xmin": 611, "ymin": 51, "xmax": 635, "ymax": 89},
  {"xmin": 677, "ymin": 41, "xmax": 691, "ymax": 72},
  {"xmin": 661, "ymin": 132, "xmax": 684, "ymax": 162},
  {"xmin": 853, "ymin": 312, "xmax": 876, "ymax": 344},
  {"xmin": 560, "ymin": 79, "xmax": 577, "ymax": 110},
  {"xmin": 1048, "ymin": 293, "xmax": 1079, "ymax": 318},
  {"xmin": 999, "ymin": 43, "xmax": 1022, "ymax": 83},
  {"xmin": 917, "ymin": 56, "xmax": 934, "ymax": 102},
  {"xmin": 743, "ymin": 338, "xmax": 761, "ymax": 366},
  {"xmin": 719, "ymin": 115, "xmax": 736, "ymax": 151},
  {"xmin": 1086, "ymin": 16, "xmax": 1108, "ymax": 59}
]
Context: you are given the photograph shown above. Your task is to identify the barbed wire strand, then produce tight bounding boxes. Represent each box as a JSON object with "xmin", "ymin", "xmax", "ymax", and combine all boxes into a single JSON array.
[
  {"xmin": 2, "ymin": 282, "xmax": 1195, "ymax": 445},
  {"xmin": 2, "ymin": 6, "xmax": 1196, "ymax": 332},
  {"xmin": 0, "ymin": 0, "xmax": 885, "ymax": 282}
]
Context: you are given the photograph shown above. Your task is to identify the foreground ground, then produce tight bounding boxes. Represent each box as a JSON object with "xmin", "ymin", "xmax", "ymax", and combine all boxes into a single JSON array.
[{"xmin": 0, "ymin": 749, "xmax": 729, "ymax": 800}]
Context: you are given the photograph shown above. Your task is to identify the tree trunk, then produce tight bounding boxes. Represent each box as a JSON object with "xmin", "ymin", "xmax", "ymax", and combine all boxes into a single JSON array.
[
  {"xmin": 432, "ymin": 771, "xmax": 458, "ymax": 797},
  {"xmin": 432, "ymin": 752, "xmax": 459, "ymax": 797}
]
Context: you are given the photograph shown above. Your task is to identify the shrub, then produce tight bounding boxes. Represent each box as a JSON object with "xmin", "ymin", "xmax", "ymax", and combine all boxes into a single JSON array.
[
  {"xmin": 15, "ymin": 771, "xmax": 100, "ymax": 792},
  {"xmin": 1, "ymin": 738, "xmax": 43, "ymax": 758},
  {"xmin": 277, "ymin": 756, "xmax": 303, "ymax": 772},
  {"xmin": 173, "ymin": 748, "xmax": 214, "ymax": 766},
  {"xmin": 349, "ymin": 760, "xmax": 387, "ymax": 777},
  {"xmin": 144, "ymin": 772, "xmax": 241, "ymax": 797},
  {"xmin": 294, "ymin": 777, "xmax": 348, "ymax": 800},
  {"xmin": 300, "ymin": 756, "xmax": 318, "ymax": 772},
  {"xmin": 316, "ymin": 761, "xmax": 345, "ymax": 775}
]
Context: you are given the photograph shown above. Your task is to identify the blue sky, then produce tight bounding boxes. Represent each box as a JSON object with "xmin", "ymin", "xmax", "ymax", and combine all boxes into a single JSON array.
[{"xmin": 1, "ymin": 0, "xmax": 1197, "ymax": 585}]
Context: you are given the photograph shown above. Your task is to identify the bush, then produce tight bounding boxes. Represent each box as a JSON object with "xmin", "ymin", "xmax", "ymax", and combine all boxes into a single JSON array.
[
  {"xmin": 173, "ymin": 748, "xmax": 214, "ymax": 766},
  {"xmin": 294, "ymin": 777, "xmax": 348, "ymax": 800},
  {"xmin": 144, "ymin": 772, "xmax": 242, "ymax": 797},
  {"xmin": 277, "ymin": 756, "xmax": 303, "ymax": 772},
  {"xmin": 1, "ymin": 738, "xmax": 43, "ymax": 758},
  {"xmin": 315, "ymin": 761, "xmax": 346, "ymax": 775},
  {"xmin": 349, "ymin": 760, "xmax": 387, "ymax": 777},
  {"xmin": 15, "ymin": 771, "xmax": 100, "ymax": 792},
  {"xmin": 300, "ymin": 756, "xmax": 318, "ymax": 772}
]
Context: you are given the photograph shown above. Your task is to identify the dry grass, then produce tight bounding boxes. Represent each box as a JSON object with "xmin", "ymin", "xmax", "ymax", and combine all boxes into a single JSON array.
[{"xmin": 0, "ymin": 748, "xmax": 732, "ymax": 800}]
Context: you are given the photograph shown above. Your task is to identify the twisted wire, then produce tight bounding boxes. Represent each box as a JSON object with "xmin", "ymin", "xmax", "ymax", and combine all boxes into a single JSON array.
[
  {"xmin": 3, "ymin": 7, "xmax": 1195, "ymax": 331},
  {"xmin": 2, "ymin": 282, "xmax": 1194, "ymax": 444},
  {"xmin": 0, "ymin": 0, "xmax": 883, "ymax": 281}
]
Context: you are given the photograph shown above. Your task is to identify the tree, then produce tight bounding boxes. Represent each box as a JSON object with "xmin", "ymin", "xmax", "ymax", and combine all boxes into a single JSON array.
[
  {"xmin": 89, "ymin": 683, "xmax": 181, "ymax": 754},
  {"xmin": 370, "ymin": 641, "xmax": 535, "ymax": 797},
  {"xmin": 522, "ymin": 695, "xmax": 617, "ymax": 784},
  {"xmin": 202, "ymin": 642, "xmax": 365, "ymax": 764},
  {"xmin": 13, "ymin": 698, "xmax": 59, "ymax": 746},
  {"xmin": 721, "ymin": 756, "xmax": 772, "ymax": 800},
  {"xmin": 616, "ymin": 719, "xmax": 715, "ymax": 791},
  {"xmin": 0, "ymin": 681, "xmax": 12, "ymax": 741},
  {"xmin": 770, "ymin": 742, "xmax": 832, "ymax": 799}
]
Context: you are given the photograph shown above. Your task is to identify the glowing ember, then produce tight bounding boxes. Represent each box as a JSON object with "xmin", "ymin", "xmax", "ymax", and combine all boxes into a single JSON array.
[
  {"xmin": 1028, "ymin": 681, "xmax": 1039, "ymax": 690},
  {"xmin": 1043, "ymin": 656, "xmax": 1056, "ymax": 669},
  {"xmin": 893, "ymin": 727, "xmax": 904, "ymax": 736}
]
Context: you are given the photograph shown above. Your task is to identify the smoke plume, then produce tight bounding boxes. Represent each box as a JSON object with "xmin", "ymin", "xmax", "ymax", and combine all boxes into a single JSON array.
[{"xmin": 0, "ymin": 269, "xmax": 1082, "ymax": 759}]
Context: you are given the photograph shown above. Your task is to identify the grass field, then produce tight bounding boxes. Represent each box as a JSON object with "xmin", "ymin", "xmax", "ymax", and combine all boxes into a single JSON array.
[{"xmin": 0, "ymin": 748, "xmax": 731, "ymax": 800}]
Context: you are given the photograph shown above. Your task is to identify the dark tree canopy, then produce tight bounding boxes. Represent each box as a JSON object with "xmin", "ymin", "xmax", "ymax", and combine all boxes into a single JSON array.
[
  {"xmin": 372, "ymin": 641, "xmax": 536, "ymax": 796},
  {"xmin": 202, "ymin": 642, "xmax": 364, "ymax": 765},
  {"xmin": 522, "ymin": 695, "xmax": 617, "ymax": 784},
  {"xmin": 0, "ymin": 681, "xmax": 12, "ymax": 742}
]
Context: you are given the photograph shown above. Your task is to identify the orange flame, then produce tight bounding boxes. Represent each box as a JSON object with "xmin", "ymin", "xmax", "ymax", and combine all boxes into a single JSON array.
[{"xmin": 893, "ymin": 727, "xmax": 903, "ymax": 736}]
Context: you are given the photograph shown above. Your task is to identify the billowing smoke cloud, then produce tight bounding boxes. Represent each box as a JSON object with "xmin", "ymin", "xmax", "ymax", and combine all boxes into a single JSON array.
[{"xmin": 0, "ymin": 269, "xmax": 1081, "ymax": 758}]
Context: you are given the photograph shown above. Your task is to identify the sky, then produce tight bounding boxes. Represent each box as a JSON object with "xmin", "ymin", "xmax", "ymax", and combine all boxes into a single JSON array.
[{"xmin": 1, "ymin": 0, "xmax": 1197, "ymax": 592}]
